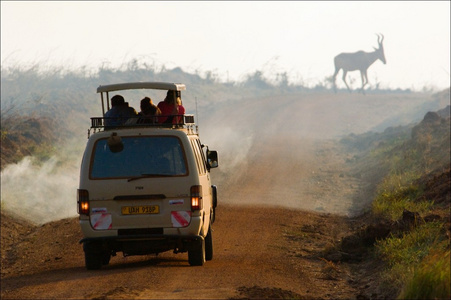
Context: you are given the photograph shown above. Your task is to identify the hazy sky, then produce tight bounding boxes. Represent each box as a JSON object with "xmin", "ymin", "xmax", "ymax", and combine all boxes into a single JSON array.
[{"xmin": 1, "ymin": 1, "xmax": 450, "ymax": 91}]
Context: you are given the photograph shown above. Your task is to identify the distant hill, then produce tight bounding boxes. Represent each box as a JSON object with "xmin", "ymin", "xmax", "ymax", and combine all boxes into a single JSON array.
[{"xmin": 1, "ymin": 63, "xmax": 449, "ymax": 169}]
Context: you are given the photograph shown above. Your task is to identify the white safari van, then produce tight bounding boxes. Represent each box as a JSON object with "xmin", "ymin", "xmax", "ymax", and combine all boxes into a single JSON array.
[{"xmin": 77, "ymin": 82, "xmax": 218, "ymax": 269}]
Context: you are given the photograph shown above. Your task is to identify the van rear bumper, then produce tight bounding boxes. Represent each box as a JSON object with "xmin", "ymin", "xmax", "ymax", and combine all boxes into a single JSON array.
[{"xmin": 79, "ymin": 234, "xmax": 203, "ymax": 255}]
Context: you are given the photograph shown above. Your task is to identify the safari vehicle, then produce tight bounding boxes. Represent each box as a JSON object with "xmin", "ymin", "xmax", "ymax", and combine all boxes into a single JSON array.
[{"xmin": 77, "ymin": 82, "xmax": 218, "ymax": 270}]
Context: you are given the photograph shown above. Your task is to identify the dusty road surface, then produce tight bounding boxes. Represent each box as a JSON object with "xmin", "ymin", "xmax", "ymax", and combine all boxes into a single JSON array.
[
  {"xmin": 1, "ymin": 137, "xmax": 371, "ymax": 300},
  {"xmin": 1, "ymin": 207, "xmax": 359, "ymax": 300}
]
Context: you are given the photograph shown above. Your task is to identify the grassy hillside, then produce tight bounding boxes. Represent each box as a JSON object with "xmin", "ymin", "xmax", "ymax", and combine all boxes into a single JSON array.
[{"xmin": 339, "ymin": 103, "xmax": 450, "ymax": 299}]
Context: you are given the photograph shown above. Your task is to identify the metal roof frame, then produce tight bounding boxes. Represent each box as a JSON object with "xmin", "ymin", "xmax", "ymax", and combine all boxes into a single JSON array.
[{"xmin": 97, "ymin": 82, "xmax": 186, "ymax": 93}]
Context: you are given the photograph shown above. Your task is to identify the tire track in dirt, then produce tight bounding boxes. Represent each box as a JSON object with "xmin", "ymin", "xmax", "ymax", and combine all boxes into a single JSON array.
[{"xmin": 1, "ymin": 205, "xmax": 358, "ymax": 299}]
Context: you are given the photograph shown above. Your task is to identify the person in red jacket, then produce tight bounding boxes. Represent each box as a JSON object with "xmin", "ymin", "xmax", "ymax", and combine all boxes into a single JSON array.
[{"xmin": 157, "ymin": 90, "xmax": 185, "ymax": 124}]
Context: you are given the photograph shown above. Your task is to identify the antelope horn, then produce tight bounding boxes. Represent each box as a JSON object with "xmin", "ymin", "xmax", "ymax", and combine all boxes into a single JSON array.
[{"xmin": 377, "ymin": 33, "xmax": 384, "ymax": 45}]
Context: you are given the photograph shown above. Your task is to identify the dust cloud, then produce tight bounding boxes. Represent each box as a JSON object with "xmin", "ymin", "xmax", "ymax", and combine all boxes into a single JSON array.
[
  {"xmin": 1, "ymin": 155, "xmax": 80, "ymax": 225},
  {"xmin": 1, "ymin": 136, "xmax": 85, "ymax": 225},
  {"xmin": 1, "ymin": 91, "xmax": 447, "ymax": 223},
  {"xmin": 201, "ymin": 91, "xmax": 447, "ymax": 216}
]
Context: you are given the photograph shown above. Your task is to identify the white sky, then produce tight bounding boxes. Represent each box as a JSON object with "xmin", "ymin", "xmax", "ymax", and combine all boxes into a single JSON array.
[{"xmin": 1, "ymin": 1, "xmax": 450, "ymax": 91}]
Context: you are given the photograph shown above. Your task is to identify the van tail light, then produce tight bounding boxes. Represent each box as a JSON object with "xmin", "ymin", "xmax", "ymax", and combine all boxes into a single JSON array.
[
  {"xmin": 77, "ymin": 189, "xmax": 90, "ymax": 215},
  {"xmin": 190, "ymin": 185, "xmax": 203, "ymax": 211}
]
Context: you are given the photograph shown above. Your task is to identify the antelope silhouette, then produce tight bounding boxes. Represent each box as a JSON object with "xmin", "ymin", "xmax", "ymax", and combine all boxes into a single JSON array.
[{"xmin": 333, "ymin": 34, "xmax": 386, "ymax": 93}]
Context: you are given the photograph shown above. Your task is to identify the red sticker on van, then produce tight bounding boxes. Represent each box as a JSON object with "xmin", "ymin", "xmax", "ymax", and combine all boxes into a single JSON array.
[{"xmin": 171, "ymin": 211, "xmax": 191, "ymax": 227}]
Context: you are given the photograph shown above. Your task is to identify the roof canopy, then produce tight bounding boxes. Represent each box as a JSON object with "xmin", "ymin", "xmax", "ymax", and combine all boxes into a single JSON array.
[{"xmin": 97, "ymin": 82, "xmax": 186, "ymax": 93}]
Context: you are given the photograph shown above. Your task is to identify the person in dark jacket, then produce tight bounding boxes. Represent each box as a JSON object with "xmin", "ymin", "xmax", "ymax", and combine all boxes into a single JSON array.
[{"xmin": 104, "ymin": 95, "xmax": 137, "ymax": 127}]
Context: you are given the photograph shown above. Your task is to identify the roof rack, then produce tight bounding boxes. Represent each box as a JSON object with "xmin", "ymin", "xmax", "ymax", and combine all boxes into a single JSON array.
[
  {"xmin": 97, "ymin": 82, "xmax": 186, "ymax": 93},
  {"xmin": 89, "ymin": 82, "xmax": 197, "ymax": 138},
  {"xmin": 97, "ymin": 82, "xmax": 187, "ymax": 116},
  {"xmin": 90, "ymin": 114, "xmax": 196, "ymax": 130}
]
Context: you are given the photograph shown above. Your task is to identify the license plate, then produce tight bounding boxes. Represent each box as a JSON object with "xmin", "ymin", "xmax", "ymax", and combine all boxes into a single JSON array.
[{"xmin": 121, "ymin": 205, "xmax": 159, "ymax": 215}]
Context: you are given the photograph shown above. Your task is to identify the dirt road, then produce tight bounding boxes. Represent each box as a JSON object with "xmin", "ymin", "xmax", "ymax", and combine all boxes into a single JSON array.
[
  {"xmin": 1, "ymin": 137, "xmax": 369, "ymax": 299},
  {"xmin": 1, "ymin": 205, "xmax": 361, "ymax": 300}
]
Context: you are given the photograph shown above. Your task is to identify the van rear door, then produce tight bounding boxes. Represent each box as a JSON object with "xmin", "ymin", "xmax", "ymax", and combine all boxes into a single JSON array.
[{"xmin": 87, "ymin": 134, "xmax": 193, "ymax": 230}]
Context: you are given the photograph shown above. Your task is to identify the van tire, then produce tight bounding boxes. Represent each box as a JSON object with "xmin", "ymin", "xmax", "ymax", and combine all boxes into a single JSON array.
[
  {"xmin": 205, "ymin": 226, "xmax": 213, "ymax": 261},
  {"xmin": 211, "ymin": 185, "xmax": 217, "ymax": 223},
  {"xmin": 188, "ymin": 238, "xmax": 206, "ymax": 266},
  {"xmin": 85, "ymin": 250, "xmax": 103, "ymax": 270},
  {"xmin": 102, "ymin": 252, "xmax": 111, "ymax": 265}
]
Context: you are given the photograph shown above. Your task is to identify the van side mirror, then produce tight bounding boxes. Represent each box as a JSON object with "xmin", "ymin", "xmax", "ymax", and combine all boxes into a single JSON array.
[{"xmin": 207, "ymin": 150, "xmax": 218, "ymax": 169}]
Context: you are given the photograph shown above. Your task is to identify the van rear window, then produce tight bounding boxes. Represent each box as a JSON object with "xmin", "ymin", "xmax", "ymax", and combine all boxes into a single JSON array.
[{"xmin": 90, "ymin": 136, "xmax": 187, "ymax": 179}]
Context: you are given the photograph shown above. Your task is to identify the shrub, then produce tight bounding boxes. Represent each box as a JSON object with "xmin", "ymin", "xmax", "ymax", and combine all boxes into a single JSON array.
[
  {"xmin": 375, "ymin": 222, "xmax": 447, "ymax": 294},
  {"xmin": 398, "ymin": 248, "xmax": 450, "ymax": 299}
]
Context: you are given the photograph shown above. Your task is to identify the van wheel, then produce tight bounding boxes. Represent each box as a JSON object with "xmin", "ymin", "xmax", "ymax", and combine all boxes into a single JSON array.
[
  {"xmin": 102, "ymin": 252, "xmax": 111, "ymax": 265},
  {"xmin": 188, "ymin": 238, "xmax": 205, "ymax": 266},
  {"xmin": 205, "ymin": 226, "xmax": 213, "ymax": 261},
  {"xmin": 85, "ymin": 250, "xmax": 103, "ymax": 270}
]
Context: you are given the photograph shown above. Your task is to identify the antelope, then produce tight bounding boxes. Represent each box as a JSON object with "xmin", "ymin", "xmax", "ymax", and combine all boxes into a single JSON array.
[{"xmin": 333, "ymin": 34, "xmax": 386, "ymax": 93}]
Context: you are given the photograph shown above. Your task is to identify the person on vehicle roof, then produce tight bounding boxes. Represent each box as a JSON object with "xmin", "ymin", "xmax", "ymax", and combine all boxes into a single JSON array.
[
  {"xmin": 104, "ymin": 95, "xmax": 137, "ymax": 127},
  {"xmin": 138, "ymin": 97, "xmax": 161, "ymax": 124},
  {"xmin": 157, "ymin": 90, "xmax": 185, "ymax": 124}
]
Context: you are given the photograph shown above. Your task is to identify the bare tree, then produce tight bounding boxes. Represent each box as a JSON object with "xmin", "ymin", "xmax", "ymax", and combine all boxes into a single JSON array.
[{"xmin": 333, "ymin": 34, "xmax": 386, "ymax": 94}]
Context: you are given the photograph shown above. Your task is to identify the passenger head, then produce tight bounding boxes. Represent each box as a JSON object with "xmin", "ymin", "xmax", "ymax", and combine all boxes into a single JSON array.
[
  {"xmin": 165, "ymin": 90, "xmax": 176, "ymax": 103},
  {"xmin": 140, "ymin": 97, "xmax": 152, "ymax": 111},
  {"xmin": 165, "ymin": 90, "xmax": 182, "ymax": 106},
  {"xmin": 111, "ymin": 95, "xmax": 125, "ymax": 107}
]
